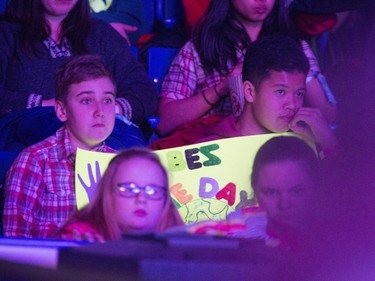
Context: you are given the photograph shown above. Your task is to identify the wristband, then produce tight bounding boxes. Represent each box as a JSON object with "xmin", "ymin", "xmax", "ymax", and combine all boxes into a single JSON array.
[
  {"xmin": 214, "ymin": 84, "xmax": 222, "ymax": 98},
  {"xmin": 202, "ymin": 90, "xmax": 215, "ymax": 106}
]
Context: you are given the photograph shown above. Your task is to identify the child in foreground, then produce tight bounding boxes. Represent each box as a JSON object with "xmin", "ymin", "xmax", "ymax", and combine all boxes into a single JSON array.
[
  {"xmin": 184, "ymin": 136, "xmax": 320, "ymax": 249},
  {"xmin": 59, "ymin": 148, "xmax": 183, "ymax": 241}
]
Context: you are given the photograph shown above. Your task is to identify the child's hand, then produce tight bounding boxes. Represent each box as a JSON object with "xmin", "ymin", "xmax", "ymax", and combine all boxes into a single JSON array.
[{"xmin": 288, "ymin": 107, "xmax": 338, "ymax": 149}]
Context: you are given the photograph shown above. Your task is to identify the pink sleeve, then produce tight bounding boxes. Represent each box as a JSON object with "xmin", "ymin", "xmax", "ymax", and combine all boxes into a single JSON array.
[{"xmin": 160, "ymin": 41, "xmax": 199, "ymax": 101}]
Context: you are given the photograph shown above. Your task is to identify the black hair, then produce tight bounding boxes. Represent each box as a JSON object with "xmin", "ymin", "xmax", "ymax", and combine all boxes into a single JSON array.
[
  {"xmin": 251, "ymin": 136, "xmax": 319, "ymax": 189},
  {"xmin": 1, "ymin": 0, "xmax": 91, "ymax": 57},
  {"xmin": 192, "ymin": 0, "xmax": 295, "ymax": 75},
  {"xmin": 242, "ymin": 35, "xmax": 309, "ymax": 90}
]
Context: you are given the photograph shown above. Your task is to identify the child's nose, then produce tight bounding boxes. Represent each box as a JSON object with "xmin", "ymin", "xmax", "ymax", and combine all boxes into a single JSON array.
[
  {"xmin": 94, "ymin": 101, "xmax": 104, "ymax": 117},
  {"xmin": 135, "ymin": 190, "xmax": 147, "ymax": 203},
  {"xmin": 283, "ymin": 95, "xmax": 298, "ymax": 112},
  {"xmin": 277, "ymin": 194, "xmax": 292, "ymax": 210}
]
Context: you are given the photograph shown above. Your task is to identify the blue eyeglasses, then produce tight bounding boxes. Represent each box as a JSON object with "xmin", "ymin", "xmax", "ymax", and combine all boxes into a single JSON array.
[{"xmin": 115, "ymin": 183, "xmax": 166, "ymax": 200}]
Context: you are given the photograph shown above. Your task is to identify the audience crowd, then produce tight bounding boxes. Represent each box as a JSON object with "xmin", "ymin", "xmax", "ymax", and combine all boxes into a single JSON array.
[{"xmin": 0, "ymin": 0, "xmax": 374, "ymax": 279}]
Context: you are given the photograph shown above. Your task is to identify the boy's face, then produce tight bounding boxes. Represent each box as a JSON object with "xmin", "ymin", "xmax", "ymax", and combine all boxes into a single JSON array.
[
  {"xmin": 255, "ymin": 160, "xmax": 315, "ymax": 229},
  {"xmin": 248, "ymin": 70, "xmax": 306, "ymax": 133},
  {"xmin": 56, "ymin": 77, "xmax": 116, "ymax": 150}
]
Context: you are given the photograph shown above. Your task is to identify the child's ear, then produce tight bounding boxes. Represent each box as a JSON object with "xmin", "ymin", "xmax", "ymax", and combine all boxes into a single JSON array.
[
  {"xmin": 55, "ymin": 100, "xmax": 68, "ymax": 122},
  {"xmin": 243, "ymin": 80, "xmax": 255, "ymax": 103}
]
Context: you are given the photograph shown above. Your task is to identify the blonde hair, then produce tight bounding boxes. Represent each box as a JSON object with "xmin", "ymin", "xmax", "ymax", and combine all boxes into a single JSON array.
[{"xmin": 64, "ymin": 147, "xmax": 183, "ymax": 240}]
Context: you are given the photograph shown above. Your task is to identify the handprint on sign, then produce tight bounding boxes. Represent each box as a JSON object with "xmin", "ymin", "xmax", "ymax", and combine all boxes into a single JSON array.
[{"xmin": 77, "ymin": 161, "xmax": 102, "ymax": 202}]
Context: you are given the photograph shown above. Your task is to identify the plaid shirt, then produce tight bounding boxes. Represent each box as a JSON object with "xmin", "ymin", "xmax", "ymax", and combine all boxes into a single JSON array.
[
  {"xmin": 160, "ymin": 40, "xmax": 319, "ymax": 117},
  {"xmin": 3, "ymin": 126, "xmax": 116, "ymax": 239}
]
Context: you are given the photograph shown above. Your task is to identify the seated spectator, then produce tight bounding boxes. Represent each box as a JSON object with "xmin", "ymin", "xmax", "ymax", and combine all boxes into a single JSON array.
[
  {"xmin": 90, "ymin": 0, "xmax": 145, "ymax": 45},
  {"xmin": 0, "ymin": 0, "xmax": 156, "ymax": 150},
  {"xmin": 151, "ymin": 35, "xmax": 338, "ymax": 159},
  {"xmin": 58, "ymin": 148, "xmax": 183, "ymax": 242},
  {"xmin": 3, "ymin": 55, "xmax": 118, "ymax": 238},
  {"xmin": 185, "ymin": 136, "xmax": 321, "ymax": 249},
  {"xmin": 156, "ymin": 0, "xmax": 337, "ymax": 137},
  {"xmin": 243, "ymin": 136, "xmax": 320, "ymax": 248}
]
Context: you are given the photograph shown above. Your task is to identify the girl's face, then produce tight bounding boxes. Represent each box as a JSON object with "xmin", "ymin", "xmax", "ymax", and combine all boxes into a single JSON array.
[
  {"xmin": 41, "ymin": 0, "xmax": 78, "ymax": 20},
  {"xmin": 112, "ymin": 157, "xmax": 167, "ymax": 234},
  {"xmin": 255, "ymin": 159, "xmax": 315, "ymax": 229},
  {"xmin": 231, "ymin": 0, "xmax": 276, "ymax": 23}
]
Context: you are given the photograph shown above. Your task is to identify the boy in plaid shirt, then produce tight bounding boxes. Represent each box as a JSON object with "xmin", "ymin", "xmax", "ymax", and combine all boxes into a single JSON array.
[{"xmin": 3, "ymin": 55, "xmax": 117, "ymax": 238}]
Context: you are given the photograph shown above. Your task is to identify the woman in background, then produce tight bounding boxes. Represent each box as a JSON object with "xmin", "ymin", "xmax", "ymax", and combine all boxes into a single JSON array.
[
  {"xmin": 157, "ymin": 0, "xmax": 337, "ymax": 136},
  {"xmin": 0, "ymin": 0, "xmax": 156, "ymax": 150}
]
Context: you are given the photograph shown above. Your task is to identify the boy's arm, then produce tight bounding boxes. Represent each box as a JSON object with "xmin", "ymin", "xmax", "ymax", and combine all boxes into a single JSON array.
[{"xmin": 3, "ymin": 152, "xmax": 43, "ymax": 238}]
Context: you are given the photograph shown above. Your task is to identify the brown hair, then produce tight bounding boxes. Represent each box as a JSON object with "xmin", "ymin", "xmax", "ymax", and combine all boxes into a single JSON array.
[
  {"xmin": 251, "ymin": 136, "xmax": 319, "ymax": 191},
  {"xmin": 54, "ymin": 54, "xmax": 116, "ymax": 105},
  {"xmin": 63, "ymin": 147, "xmax": 183, "ymax": 240}
]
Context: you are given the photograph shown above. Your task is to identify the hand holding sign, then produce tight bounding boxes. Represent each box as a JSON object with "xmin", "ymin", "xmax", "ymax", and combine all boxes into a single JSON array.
[{"xmin": 75, "ymin": 133, "xmax": 311, "ymax": 224}]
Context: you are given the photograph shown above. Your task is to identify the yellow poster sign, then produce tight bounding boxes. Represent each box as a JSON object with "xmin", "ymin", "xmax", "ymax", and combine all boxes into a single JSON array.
[{"xmin": 75, "ymin": 132, "xmax": 308, "ymax": 223}]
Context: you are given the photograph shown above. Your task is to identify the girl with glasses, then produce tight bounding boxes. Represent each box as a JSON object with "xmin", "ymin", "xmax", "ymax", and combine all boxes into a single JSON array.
[{"xmin": 58, "ymin": 148, "xmax": 183, "ymax": 242}]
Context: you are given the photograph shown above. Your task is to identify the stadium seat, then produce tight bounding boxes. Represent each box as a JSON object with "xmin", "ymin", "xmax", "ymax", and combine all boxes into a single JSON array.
[
  {"xmin": 143, "ymin": 0, "xmax": 155, "ymax": 34},
  {"xmin": 130, "ymin": 45, "xmax": 138, "ymax": 60},
  {"xmin": 0, "ymin": 152, "xmax": 18, "ymax": 185},
  {"xmin": 148, "ymin": 46, "xmax": 179, "ymax": 95}
]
